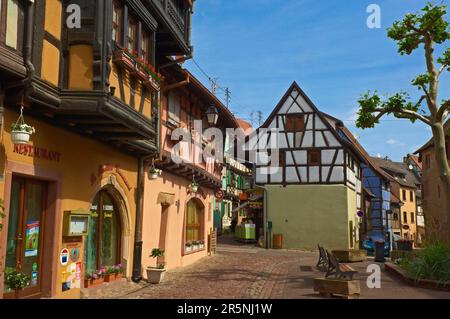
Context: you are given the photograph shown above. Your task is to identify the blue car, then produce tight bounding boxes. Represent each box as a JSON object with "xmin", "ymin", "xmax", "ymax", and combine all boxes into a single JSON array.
[{"xmin": 363, "ymin": 239, "xmax": 390, "ymax": 257}]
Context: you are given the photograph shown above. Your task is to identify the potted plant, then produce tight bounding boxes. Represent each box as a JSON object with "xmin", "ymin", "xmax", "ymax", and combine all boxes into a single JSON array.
[
  {"xmin": 84, "ymin": 269, "xmax": 105, "ymax": 288},
  {"xmin": 149, "ymin": 167, "xmax": 162, "ymax": 180},
  {"xmin": 192, "ymin": 240, "xmax": 200, "ymax": 251},
  {"xmin": 146, "ymin": 248, "xmax": 166, "ymax": 284},
  {"xmin": 4, "ymin": 269, "xmax": 30, "ymax": 298},
  {"xmin": 185, "ymin": 241, "xmax": 193, "ymax": 253},
  {"xmin": 11, "ymin": 123, "xmax": 35, "ymax": 144},
  {"xmin": 103, "ymin": 264, "xmax": 124, "ymax": 282},
  {"xmin": 190, "ymin": 182, "xmax": 199, "ymax": 193},
  {"xmin": 198, "ymin": 240, "xmax": 205, "ymax": 249}
]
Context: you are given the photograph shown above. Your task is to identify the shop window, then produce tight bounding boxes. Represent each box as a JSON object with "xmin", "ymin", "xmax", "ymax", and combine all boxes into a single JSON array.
[
  {"xmin": 307, "ymin": 149, "xmax": 321, "ymax": 166},
  {"xmin": 285, "ymin": 114, "xmax": 305, "ymax": 132},
  {"xmin": 112, "ymin": 1, "xmax": 122, "ymax": 45},
  {"xmin": 185, "ymin": 199, "xmax": 205, "ymax": 253}
]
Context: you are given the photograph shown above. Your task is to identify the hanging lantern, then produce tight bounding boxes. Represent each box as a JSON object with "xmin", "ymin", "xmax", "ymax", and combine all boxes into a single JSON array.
[
  {"xmin": 190, "ymin": 172, "xmax": 199, "ymax": 193},
  {"xmin": 11, "ymin": 106, "xmax": 35, "ymax": 145},
  {"xmin": 205, "ymin": 103, "xmax": 219, "ymax": 126}
]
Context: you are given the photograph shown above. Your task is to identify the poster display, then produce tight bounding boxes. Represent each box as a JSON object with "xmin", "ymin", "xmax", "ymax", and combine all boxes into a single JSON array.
[{"xmin": 25, "ymin": 222, "xmax": 40, "ymax": 257}]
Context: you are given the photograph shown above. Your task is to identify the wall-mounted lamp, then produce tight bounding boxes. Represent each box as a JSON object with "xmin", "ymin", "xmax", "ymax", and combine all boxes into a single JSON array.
[{"xmin": 205, "ymin": 102, "xmax": 219, "ymax": 126}]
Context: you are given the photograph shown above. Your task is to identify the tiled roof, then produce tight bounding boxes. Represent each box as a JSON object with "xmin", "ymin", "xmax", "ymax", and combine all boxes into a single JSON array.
[
  {"xmin": 370, "ymin": 157, "xmax": 417, "ymax": 189},
  {"xmin": 321, "ymin": 112, "xmax": 393, "ymax": 182}
]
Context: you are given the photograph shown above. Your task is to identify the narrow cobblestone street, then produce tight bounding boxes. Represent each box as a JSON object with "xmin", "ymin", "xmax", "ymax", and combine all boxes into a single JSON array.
[{"xmin": 82, "ymin": 244, "xmax": 450, "ymax": 299}]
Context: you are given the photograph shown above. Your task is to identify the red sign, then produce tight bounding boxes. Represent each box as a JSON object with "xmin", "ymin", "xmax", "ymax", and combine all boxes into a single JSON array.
[
  {"xmin": 13, "ymin": 144, "xmax": 61, "ymax": 162},
  {"xmin": 215, "ymin": 189, "xmax": 225, "ymax": 200}
]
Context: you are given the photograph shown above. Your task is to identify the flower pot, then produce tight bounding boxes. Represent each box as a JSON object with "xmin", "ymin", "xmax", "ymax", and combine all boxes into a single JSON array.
[
  {"xmin": 146, "ymin": 268, "xmax": 166, "ymax": 284},
  {"xmin": 185, "ymin": 245, "xmax": 192, "ymax": 253},
  {"xmin": 193, "ymin": 244, "xmax": 199, "ymax": 251},
  {"xmin": 199, "ymin": 244, "xmax": 205, "ymax": 249},
  {"xmin": 84, "ymin": 277, "xmax": 104, "ymax": 288},
  {"xmin": 11, "ymin": 130, "xmax": 31, "ymax": 144},
  {"xmin": 104, "ymin": 273, "xmax": 122, "ymax": 283},
  {"xmin": 191, "ymin": 185, "xmax": 198, "ymax": 193},
  {"xmin": 150, "ymin": 173, "xmax": 159, "ymax": 180}
]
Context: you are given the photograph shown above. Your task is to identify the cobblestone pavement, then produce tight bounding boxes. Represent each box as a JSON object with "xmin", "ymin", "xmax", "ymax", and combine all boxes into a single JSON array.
[{"xmin": 83, "ymin": 248, "xmax": 450, "ymax": 299}]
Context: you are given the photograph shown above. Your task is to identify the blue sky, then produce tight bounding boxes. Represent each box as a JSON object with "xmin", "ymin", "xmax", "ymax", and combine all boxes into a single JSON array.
[{"xmin": 184, "ymin": 0, "xmax": 450, "ymax": 161}]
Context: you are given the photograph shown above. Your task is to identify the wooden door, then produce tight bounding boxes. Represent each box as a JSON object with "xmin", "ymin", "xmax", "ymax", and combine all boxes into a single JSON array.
[{"xmin": 4, "ymin": 176, "xmax": 47, "ymax": 299}]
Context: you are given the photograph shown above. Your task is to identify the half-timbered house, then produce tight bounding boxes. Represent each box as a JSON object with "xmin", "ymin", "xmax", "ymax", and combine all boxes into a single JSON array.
[{"xmin": 251, "ymin": 82, "xmax": 364, "ymax": 250}]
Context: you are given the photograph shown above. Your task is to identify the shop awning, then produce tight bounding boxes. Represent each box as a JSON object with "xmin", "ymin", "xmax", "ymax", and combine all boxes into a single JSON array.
[{"xmin": 157, "ymin": 192, "xmax": 176, "ymax": 206}]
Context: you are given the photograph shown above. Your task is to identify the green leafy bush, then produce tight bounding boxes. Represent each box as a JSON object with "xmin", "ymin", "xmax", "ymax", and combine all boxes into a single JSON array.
[
  {"xmin": 400, "ymin": 242, "xmax": 450, "ymax": 285},
  {"xmin": 4, "ymin": 269, "xmax": 30, "ymax": 291}
]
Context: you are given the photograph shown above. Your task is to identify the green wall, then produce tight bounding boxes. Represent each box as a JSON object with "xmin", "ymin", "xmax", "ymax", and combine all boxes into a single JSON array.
[{"xmin": 266, "ymin": 184, "xmax": 355, "ymax": 250}]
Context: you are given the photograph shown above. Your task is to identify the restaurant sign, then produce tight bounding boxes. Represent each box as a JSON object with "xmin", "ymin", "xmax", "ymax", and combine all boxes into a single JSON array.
[{"xmin": 13, "ymin": 144, "xmax": 61, "ymax": 162}]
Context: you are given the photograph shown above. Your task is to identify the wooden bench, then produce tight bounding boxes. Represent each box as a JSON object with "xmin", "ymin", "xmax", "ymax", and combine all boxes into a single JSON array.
[
  {"xmin": 314, "ymin": 278, "xmax": 360, "ymax": 299},
  {"xmin": 316, "ymin": 245, "xmax": 328, "ymax": 272},
  {"xmin": 325, "ymin": 250, "xmax": 357, "ymax": 280}
]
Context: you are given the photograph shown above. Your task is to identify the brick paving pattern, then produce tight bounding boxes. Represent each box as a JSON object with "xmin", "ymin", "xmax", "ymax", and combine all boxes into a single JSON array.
[{"xmin": 83, "ymin": 247, "xmax": 450, "ymax": 299}]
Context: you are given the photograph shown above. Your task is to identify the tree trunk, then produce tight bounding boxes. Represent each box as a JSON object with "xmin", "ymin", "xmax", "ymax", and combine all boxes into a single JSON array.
[{"xmin": 432, "ymin": 122, "xmax": 450, "ymax": 243}]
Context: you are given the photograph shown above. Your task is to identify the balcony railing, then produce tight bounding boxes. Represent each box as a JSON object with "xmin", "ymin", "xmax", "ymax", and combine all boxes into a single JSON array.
[{"xmin": 156, "ymin": 0, "xmax": 190, "ymax": 45}]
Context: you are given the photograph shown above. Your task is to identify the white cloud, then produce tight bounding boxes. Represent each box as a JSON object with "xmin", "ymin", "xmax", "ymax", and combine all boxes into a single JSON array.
[{"xmin": 386, "ymin": 139, "xmax": 397, "ymax": 145}]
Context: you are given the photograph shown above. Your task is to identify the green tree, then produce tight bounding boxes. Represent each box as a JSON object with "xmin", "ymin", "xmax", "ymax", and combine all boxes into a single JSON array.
[{"xmin": 356, "ymin": 3, "xmax": 450, "ymax": 240}]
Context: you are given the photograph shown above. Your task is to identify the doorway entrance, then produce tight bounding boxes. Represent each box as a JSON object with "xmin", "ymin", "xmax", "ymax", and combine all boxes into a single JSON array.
[
  {"xmin": 4, "ymin": 176, "xmax": 47, "ymax": 298},
  {"xmin": 84, "ymin": 190, "xmax": 122, "ymax": 275}
]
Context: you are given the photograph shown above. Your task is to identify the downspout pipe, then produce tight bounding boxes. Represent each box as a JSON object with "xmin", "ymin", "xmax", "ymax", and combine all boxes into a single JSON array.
[
  {"xmin": 132, "ymin": 154, "xmax": 153, "ymax": 282},
  {"xmin": 5, "ymin": 0, "xmax": 35, "ymax": 90}
]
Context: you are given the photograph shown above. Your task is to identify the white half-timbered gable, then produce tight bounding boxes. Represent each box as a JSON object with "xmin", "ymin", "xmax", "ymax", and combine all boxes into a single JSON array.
[{"xmin": 252, "ymin": 82, "xmax": 362, "ymax": 192}]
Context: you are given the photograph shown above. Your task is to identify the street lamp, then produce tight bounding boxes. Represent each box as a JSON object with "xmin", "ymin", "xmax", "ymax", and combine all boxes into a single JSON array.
[{"xmin": 205, "ymin": 103, "xmax": 219, "ymax": 126}]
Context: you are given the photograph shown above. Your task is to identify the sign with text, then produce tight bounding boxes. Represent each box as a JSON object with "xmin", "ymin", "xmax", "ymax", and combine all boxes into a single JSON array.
[{"xmin": 13, "ymin": 144, "xmax": 61, "ymax": 162}]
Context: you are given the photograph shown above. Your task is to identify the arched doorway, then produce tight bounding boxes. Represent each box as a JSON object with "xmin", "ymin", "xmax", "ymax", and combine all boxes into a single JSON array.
[{"xmin": 84, "ymin": 190, "xmax": 122, "ymax": 274}]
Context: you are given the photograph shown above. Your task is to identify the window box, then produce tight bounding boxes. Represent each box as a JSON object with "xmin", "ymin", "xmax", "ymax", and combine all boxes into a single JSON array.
[
  {"xmin": 132, "ymin": 67, "xmax": 149, "ymax": 82},
  {"xmin": 144, "ymin": 75, "xmax": 161, "ymax": 92},
  {"xmin": 104, "ymin": 273, "xmax": 122, "ymax": 283},
  {"xmin": 84, "ymin": 277, "xmax": 104, "ymax": 288},
  {"xmin": 113, "ymin": 49, "xmax": 135, "ymax": 71}
]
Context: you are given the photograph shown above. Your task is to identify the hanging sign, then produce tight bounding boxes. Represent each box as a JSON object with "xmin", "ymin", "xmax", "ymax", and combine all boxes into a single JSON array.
[
  {"xmin": 215, "ymin": 189, "xmax": 225, "ymax": 200},
  {"xmin": 357, "ymin": 211, "xmax": 364, "ymax": 218},
  {"xmin": 60, "ymin": 248, "xmax": 69, "ymax": 266}
]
